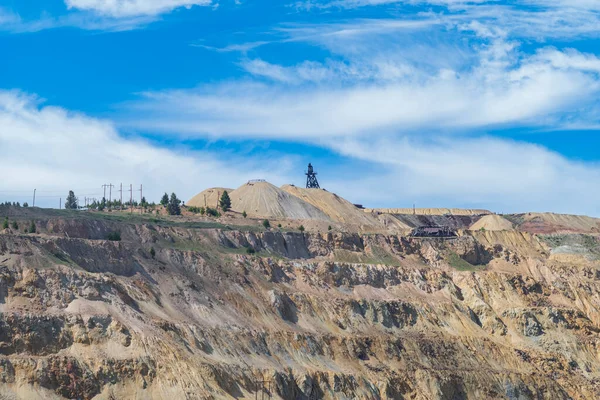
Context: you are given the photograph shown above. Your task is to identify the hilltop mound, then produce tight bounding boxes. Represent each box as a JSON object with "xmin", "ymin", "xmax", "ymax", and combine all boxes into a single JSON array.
[
  {"xmin": 187, "ymin": 187, "xmax": 233, "ymax": 209},
  {"xmin": 230, "ymin": 181, "xmax": 330, "ymax": 220},
  {"xmin": 514, "ymin": 212, "xmax": 600, "ymax": 234},
  {"xmin": 281, "ymin": 185, "xmax": 380, "ymax": 226},
  {"xmin": 470, "ymin": 214, "xmax": 514, "ymax": 231},
  {"xmin": 367, "ymin": 208, "xmax": 492, "ymax": 216}
]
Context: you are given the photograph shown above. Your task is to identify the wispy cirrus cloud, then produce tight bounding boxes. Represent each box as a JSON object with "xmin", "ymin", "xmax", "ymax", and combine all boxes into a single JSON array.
[
  {"xmin": 0, "ymin": 8, "xmax": 159, "ymax": 33},
  {"xmin": 0, "ymin": 0, "xmax": 215, "ymax": 33},
  {"xmin": 128, "ymin": 21, "xmax": 600, "ymax": 138},
  {"xmin": 119, "ymin": 0, "xmax": 600, "ymax": 214},
  {"xmin": 64, "ymin": 0, "xmax": 213, "ymax": 18},
  {"xmin": 324, "ymin": 135, "xmax": 600, "ymax": 215}
]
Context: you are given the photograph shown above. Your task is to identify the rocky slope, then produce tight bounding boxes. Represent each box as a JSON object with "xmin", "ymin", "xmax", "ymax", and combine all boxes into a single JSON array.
[{"xmin": 0, "ymin": 207, "xmax": 598, "ymax": 399}]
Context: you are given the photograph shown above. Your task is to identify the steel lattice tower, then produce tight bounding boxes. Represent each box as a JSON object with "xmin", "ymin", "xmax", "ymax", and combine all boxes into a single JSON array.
[{"xmin": 306, "ymin": 163, "xmax": 320, "ymax": 189}]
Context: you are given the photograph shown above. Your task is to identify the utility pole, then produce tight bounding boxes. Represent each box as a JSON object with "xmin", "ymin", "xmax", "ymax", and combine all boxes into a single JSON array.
[
  {"xmin": 59, "ymin": 198, "xmax": 61, "ymax": 209},
  {"xmin": 118, "ymin": 183, "xmax": 123, "ymax": 210},
  {"xmin": 129, "ymin": 184, "xmax": 133, "ymax": 214},
  {"xmin": 108, "ymin": 184, "xmax": 114, "ymax": 207},
  {"xmin": 33, "ymin": 189, "xmax": 36, "ymax": 207},
  {"xmin": 102, "ymin": 184, "xmax": 108, "ymax": 201},
  {"xmin": 137, "ymin": 184, "xmax": 143, "ymax": 214}
]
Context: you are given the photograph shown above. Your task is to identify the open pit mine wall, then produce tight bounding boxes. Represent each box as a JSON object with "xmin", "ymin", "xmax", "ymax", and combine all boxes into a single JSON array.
[
  {"xmin": 40, "ymin": 217, "xmax": 496, "ymax": 264},
  {"xmin": 0, "ymin": 216, "xmax": 599, "ymax": 399},
  {"xmin": 381, "ymin": 214, "xmax": 487, "ymax": 230}
]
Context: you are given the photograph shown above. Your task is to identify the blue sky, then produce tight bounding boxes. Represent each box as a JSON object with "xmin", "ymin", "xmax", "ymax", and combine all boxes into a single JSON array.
[{"xmin": 1, "ymin": 0, "xmax": 600, "ymax": 215}]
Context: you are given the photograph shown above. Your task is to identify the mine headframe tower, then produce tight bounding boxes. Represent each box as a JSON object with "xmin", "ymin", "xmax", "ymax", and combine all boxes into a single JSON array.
[{"xmin": 306, "ymin": 163, "xmax": 320, "ymax": 189}]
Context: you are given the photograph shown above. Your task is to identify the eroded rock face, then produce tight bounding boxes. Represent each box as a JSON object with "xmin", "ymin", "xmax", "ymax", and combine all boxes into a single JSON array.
[{"xmin": 0, "ymin": 216, "xmax": 598, "ymax": 399}]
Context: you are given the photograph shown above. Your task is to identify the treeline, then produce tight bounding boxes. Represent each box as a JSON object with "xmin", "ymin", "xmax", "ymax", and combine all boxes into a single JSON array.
[
  {"xmin": 1, "ymin": 189, "xmax": 236, "ymax": 219},
  {"xmin": 0, "ymin": 202, "xmax": 29, "ymax": 207}
]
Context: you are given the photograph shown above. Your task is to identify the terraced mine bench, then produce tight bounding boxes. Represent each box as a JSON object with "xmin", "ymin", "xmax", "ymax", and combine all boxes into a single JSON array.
[{"xmin": 410, "ymin": 226, "xmax": 458, "ymax": 238}]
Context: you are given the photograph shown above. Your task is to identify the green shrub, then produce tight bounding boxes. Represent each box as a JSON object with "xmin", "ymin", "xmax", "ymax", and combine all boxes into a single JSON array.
[
  {"xmin": 29, "ymin": 221, "xmax": 36, "ymax": 234},
  {"xmin": 447, "ymin": 252, "xmax": 480, "ymax": 271},
  {"xmin": 107, "ymin": 232, "xmax": 121, "ymax": 241},
  {"xmin": 2, "ymin": 218, "xmax": 8, "ymax": 230},
  {"xmin": 298, "ymin": 225, "xmax": 305, "ymax": 232},
  {"xmin": 262, "ymin": 219, "xmax": 271, "ymax": 229},
  {"xmin": 188, "ymin": 206, "xmax": 205, "ymax": 214},
  {"xmin": 150, "ymin": 247, "xmax": 156, "ymax": 259},
  {"xmin": 328, "ymin": 225, "xmax": 332, "ymax": 231},
  {"xmin": 242, "ymin": 211, "xmax": 247, "ymax": 218},
  {"xmin": 206, "ymin": 207, "xmax": 220, "ymax": 217},
  {"xmin": 245, "ymin": 247, "xmax": 256, "ymax": 254},
  {"xmin": 11, "ymin": 221, "xmax": 18, "ymax": 230}
]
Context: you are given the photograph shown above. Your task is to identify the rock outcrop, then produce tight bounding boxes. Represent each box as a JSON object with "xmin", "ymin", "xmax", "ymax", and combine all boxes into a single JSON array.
[{"xmin": 0, "ymin": 211, "xmax": 598, "ymax": 399}]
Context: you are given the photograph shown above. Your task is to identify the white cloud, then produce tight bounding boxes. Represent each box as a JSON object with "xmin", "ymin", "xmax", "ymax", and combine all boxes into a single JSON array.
[
  {"xmin": 0, "ymin": 91, "xmax": 292, "ymax": 208},
  {"xmin": 301, "ymin": 0, "xmax": 600, "ymax": 11},
  {"xmin": 64, "ymin": 0, "xmax": 212, "ymax": 18},
  {"xmin": 0, "ymin": 0, "xmax": 214, "ymax": 32},
  {"xmin": 126, "ymin": 44, "xmax": 600, "ymax": 138},
  {"xmin": 325, "ymin": 136, "xmax": 600, "ymax": 215},
  {"xmin": 117, "ymin": 6, "xmax": 600, "ymax": 215},
  {"xmin": 3, "ymin": 91, "xmax": 600, "ymax": 215},
  {"xmin": 239, "ymin": 58, "xmax": 414, "ymax": 84},
  {"xmin": 292, "ymin": 0, "xmax": 600, "ymax": 40},
  {"xmin": 0, "ymin": 7, "xmax": 165, "ymax": 32},
  {"xmin": 294, "ymin": 0, "xmax": 485, "ymax": 11}
]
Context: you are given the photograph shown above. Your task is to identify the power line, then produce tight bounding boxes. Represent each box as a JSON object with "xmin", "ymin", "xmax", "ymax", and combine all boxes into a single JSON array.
[
  {"xmin": 0, "ymin": 189, "xmax": 101, "ymax": 193},
  {"xmin": 31, "ymin": 193, "xmax": 102, "ymax": 198}
]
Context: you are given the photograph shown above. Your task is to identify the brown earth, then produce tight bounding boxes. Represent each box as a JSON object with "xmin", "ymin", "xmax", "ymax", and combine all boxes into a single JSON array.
[
  {"xmin": 469, "ymin": 215, "xmax": 514, "ymax": 231},
  {"xmin": 187, "ymin": 188, "xmax": 234, "ymax": 209},
  {"xmin": 228, "ymin": 181, "xmax": 331, "ymax": 221},
  {"xmin": 510, "ymin": 213, "xmax": 600, "ymax": 234},
  {"xmin": 366, "ymin": 208, "xmax": 493, "ymax": 216},
  {"xmin": 280, "ymin": 185, "xmax": 381, "ymax": 228},
  {"xmin": 0, "ymin": 205, "xmax": 598, "ymax": 399}
]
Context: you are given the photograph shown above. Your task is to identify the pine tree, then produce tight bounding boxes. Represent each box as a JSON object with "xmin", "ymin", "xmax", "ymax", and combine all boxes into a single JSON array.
[
  {"xmin": 29, "ymin": 220, "xmax": 36, "ymax": 234},
  {"xmin": 219, "ymin": 191, "xmax": 231, "ymax": 212},
  {"xmin": 65, "ymin": 190, "xmax": 78, "ymax": 210},
  {"xmin": 160, "ymin": 193, "xmax": 169, "ymax": 207},
  {"xmin": 2, "ymin": 218, "xmax": 8, "ymax": 230},
  {"xmin": 242, "ymin": 211, "xmax": 247, "ymax": 218},
  {"xmin": 11, "ymin": 221, "xmax": 18, "ymax": 230},
  {"xmin": 167, "ymin": 193, "xmax": 181, "ymax": 216},
  {"xmin": 262, "ymin": 219, "xmax": 271, "ymax": 229}
]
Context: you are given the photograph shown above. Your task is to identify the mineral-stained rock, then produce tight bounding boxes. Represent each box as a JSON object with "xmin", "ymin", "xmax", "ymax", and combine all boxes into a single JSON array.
[{"xmin": 0, "ymin": 213, "xmax": 597, "ymax": 399}]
